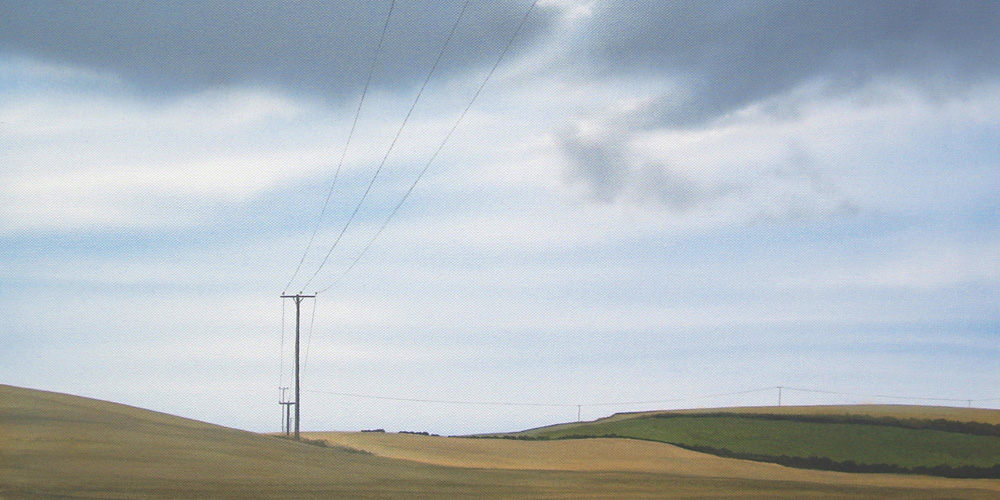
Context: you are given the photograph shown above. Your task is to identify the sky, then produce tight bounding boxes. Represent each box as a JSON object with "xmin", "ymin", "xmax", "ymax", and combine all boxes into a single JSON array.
[{"xmin": 2, "ymin": 0, "xmax": 998, "ymax": 435}]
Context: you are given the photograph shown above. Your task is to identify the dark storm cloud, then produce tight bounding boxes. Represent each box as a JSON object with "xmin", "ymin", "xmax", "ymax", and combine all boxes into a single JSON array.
[
  {"xmin": 555, "ymin": 1, "xmax": 1000, "ymax": 213},
  {"xmin": 584, "ymin": 0, "xmax": 1000, "ymax": 127},
  {"xmin": 0, "ymin": 0, "xmax": 552, "ymax": 97}
]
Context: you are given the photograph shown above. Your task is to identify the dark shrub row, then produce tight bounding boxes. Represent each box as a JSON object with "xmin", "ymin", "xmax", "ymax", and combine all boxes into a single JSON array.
[
  {"xmin": 670, "ymin": 442, "xmax": 1000, "ymax": 479},
  {"xmin": 273, "ymin": 435, "xmax": 332, "ymax": 448},
  {"xmin": 650, "ymin": 412, "xmax": 1000, "ymax": 437},
  {"xmin": 468, "ymin": 434, "xmax": 550, "ymax": 440}
]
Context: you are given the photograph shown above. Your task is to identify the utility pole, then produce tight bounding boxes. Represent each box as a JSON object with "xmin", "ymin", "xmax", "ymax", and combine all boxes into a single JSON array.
[
  {"xmin": 279, "ymin": 387, "xmax": 294, "ymax": 436},
  {"xmin": 777, "ymin": 386, "xmax": 783, "ymax": 406},
  {"xmin": 281, "ymin": 294, "xmax": 315, "ymax": 440}
]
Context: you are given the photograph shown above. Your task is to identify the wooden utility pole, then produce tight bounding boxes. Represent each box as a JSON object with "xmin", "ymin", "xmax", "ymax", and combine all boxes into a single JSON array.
[
  {"xmin": 281, "ymin": 294, "xmax": 315, "ymax": 440},
  {"xmin": 279, "ymin": 387, "xmax": 294, "ymax": 436}
]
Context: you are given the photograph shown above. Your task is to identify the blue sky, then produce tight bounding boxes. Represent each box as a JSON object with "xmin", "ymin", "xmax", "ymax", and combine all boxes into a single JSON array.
[{"xmin": 2, "ymin": 0, "xmax": 998, "ymax": 434}]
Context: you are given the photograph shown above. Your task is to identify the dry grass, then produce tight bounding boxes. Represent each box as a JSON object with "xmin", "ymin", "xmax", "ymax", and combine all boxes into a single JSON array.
[{"xmin": 3, "ymin": 384, "xmax": 999, "ymax": 500}]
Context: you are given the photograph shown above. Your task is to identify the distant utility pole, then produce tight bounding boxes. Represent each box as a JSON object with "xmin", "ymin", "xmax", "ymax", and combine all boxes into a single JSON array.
[
  {"xmin": 281, "ymin": 294, "xmax": 315, "ymax": 440},
  {"xmin": 777, "ymin": 386, "xmax": 783, "ymax": 406},
  {"xmin": 279, "ymin": 387, "xmax": 294, "ymax": 436}
]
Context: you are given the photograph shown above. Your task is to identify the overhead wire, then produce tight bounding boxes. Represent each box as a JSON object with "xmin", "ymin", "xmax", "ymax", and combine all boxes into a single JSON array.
[
  {"xmin": 295, "ymin": 0, "xmax": 480, "ymax": 381},
  {"xmin": 782, "ymin": 386, "xmax": 1000, "ymax": 404},
  {"xmin": 302, "ymin": 295, "xmax": 319, "ymax": 375},
  {"xmin": 283, "ymin": 0, "xmax": 397, "ymax": 295},
  {"xmin": 278, "ymin": 298, "xmax": 286, "ymax": 392},
  {"xmin": 303, "ymin": 387, "xmax": 778, "ymax": 409},
  {"xmin": 304, "ymin": 385, "xmax": 999, "ymax": 410},
  {"xmin": 306, "ymin": 388, "xmax": 579, "ymax": 408},
  {"xmin": 315, "ymin": 0, "xmax": 540, "ymax": 294},
  {"xmin": 300, "ymin": 0, "xmax": 472, "ymax": 294},
  {"xmin": 297, "ymin": 0, "xmax": 494, "ymax": 383},
  {"xmin": 579, "ymin": 387, "xmax": 777, "ymax": 407}
]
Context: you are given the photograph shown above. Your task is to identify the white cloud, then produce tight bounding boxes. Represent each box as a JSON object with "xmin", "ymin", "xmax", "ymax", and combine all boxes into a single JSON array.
[
  {"xmin": 538, "ymin": 0, "xmax": 593, "ymax": 18},
  {"xmin": 0, "ymin": 66, "xmax": 445, "ymax": 232},
  {"xmin": 0, "ymin": 72, "xmax": 338, "ymax": 231},
  {"xmin": 815, "ymin": 241, "xmax": 1000, "ymax": 291}
]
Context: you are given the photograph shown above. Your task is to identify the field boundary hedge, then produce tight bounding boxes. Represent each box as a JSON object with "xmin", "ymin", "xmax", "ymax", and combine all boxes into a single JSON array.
[
  {"xmin": 668, "ymin": 441, "xmax": 1000, "ymax": 479},
  {"xmin": 648, "ymin": 412, "xmax": 1000, "ymax": 437}
]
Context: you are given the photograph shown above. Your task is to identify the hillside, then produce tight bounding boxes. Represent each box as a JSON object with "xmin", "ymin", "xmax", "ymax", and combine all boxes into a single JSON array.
[
  {"xmin": 3, "ymin": 385, "xmax": 1000, "ymax": 499},
  {"xmin": 521, "ymin": 405, "xmax": 1000, "ymax": 436},
  {"xmin": 507, "ymin": 405, "xmax": 1000, "ymax": 476}
]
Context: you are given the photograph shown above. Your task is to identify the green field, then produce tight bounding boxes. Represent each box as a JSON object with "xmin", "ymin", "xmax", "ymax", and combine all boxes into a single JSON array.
[
  {"xmin": 4, "ymin": 384, "xmax": 1000, "ymax": 499},
  {"xmin": 513, "ymin": 411, "xmax": 1000, "ymax": 474}
]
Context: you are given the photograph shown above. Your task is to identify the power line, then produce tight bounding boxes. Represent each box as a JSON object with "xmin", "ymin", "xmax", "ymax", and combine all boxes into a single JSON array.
[
  {"xmin": 782, "ymin": 386, "xmax": 1000, "ymax": 404},
  {"xmin": 306, "ymin": 389, "xmax": 578, "ymax": 408},
  {"xmin": 283, "ymin": 0, "xmax": 397, "ymax": 295},
  {"xmin": 298, "ymin": 0, "xmax": 480, "ymax": 384},
  {"xmin": 278, "ymin": 299, "xmax": 286, "ymax": 389},
  {"xmin": 315, "ymin": 0, "xmax": 540, "ymax": 294},
  {"xmin": 580, "ymin": 387, "xmax": 777, "ymax": 407},
  {"xmin": 302, "ymin": 295, "xmax": 319, "ymax": 374},
  {"xmin": 304, "ymin": 386, "xmax": 778, "ymax": 409},
  {"xmin": 301, "ymin": 0, "xmax": 472, "ymax": 294},
  {"xmin": 277, "ymin": 0, "xmax": 536, "ymax": 434},
  {"xmin": 303, "ymin": 385, "xmax": 999, "ymax": 410}
]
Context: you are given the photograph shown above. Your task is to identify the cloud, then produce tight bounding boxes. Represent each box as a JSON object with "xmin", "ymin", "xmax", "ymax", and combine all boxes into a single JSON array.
[
  {"xmin": 816, "ymin": 241, "xmax": 1000, "ymax": 291},
  {"xmin": 0, "ymin": 0, "xmax": 554, "ymax": 97},
  {"xmin": 557, "ymin": 121, "xmax": 629, "ymax": 203},
  {"xmin": 579, "ymin": 1, "xmax": 1000, "ymax": 127},
  {"xmin": 543, "ymin": 2, "xmax": 1000, "ymax": 217},
  {"xmin": 0, "ymin": 53, "xmax": 532, "ymax": 234},
  {"xmin": 555, "ymin": 72, "xmax": 1000, "ymax": 219},
  {"xmin": 0, "ymin": 73, "xmax": 341, "ymax": 232},
  {"xmin": 555, "ymin": 87, "xmax": 855, "ymax": 218}
]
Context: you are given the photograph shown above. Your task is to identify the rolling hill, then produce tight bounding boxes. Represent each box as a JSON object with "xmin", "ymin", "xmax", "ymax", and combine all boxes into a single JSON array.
[
  {"xmin": 3, "ymin": 384, "xmax": 1000, "ymax": 499},
  {"xmin": 504, "ymin": 406, "xmax": 1000, "ymax": 476}
]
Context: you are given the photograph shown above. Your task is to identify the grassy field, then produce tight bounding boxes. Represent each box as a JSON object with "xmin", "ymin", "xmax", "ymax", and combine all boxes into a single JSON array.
[
  {"xmin": 4, "ymin": 384, "xmax": 1000, "ymax": 499},
  {"xmin": 509, "ymin": 407, "xmax": 1000, "ymax": 473}
]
